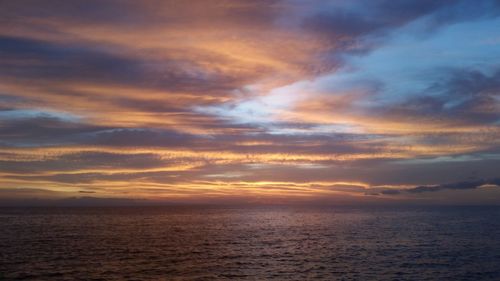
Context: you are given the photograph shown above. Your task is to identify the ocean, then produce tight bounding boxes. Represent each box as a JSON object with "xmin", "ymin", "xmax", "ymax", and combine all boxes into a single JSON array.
[{"xmin": 1, "ymin": 206, "xmax": 500, "ymax": 280}]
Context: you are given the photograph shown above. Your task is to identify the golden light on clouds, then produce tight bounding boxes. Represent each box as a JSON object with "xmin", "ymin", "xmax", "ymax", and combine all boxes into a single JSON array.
[{"xmin": 1, "ymin": 0, "xmax": 499, "ymax": 204}]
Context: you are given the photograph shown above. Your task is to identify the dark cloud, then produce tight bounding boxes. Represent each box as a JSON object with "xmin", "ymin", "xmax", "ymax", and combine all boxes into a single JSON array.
[
  {"xmin": 4, "ymin": 170, "xmax": 187, "ymax": 185},
  {"xmin": 436, "ymin": 68, "xmax": 500, "ymax": 125},
  {"xmin": 0, "ymin": 114, "xmax": 107, "ymax": 146},
  {"xmin": 0, "ymin": 36, "xmax": 242, "ymax": 94},
  {"xmin": 372, "ymin": 68, "xmax": 500, "ymax": 126},
  {"xmin": 381, "ymin": 189, "xmax": 401, "ymax": 195},
  {"xmin": 0, "ymin": 0, "xmax": 282, "ymax": 29},
  {"xmin": 300, "ymin": 0, "xmax": 500, "ymax": 59},
  {"xmin": 115, "ymin": 98, "xmax": 193, "ymax": 114},
  {"xmin": 0, "ymin": 152, "xmax": 168, "ymax": 175},
  {"xmin": 370, "ymin": 178, "xmax": 500, "ymax": 196},
  {"xmin": 0, "ymin": 112, "xmax": 204, "ymax": 148},
  {"xmin": 438, "ymin": 68, "xmax": 500, "ymax": 98},
  {"xmin": 0, "ymin": 0, "xmax": 144, "ymax": 25},
  {"xmin": 87, "ymin": 128, "xmax": 196, "ymax": 147},
  {"xmin": 303, "ymin": 0, "xmax": 447, "ymax": 44},
  {"xmin": 407, "ymin": 178, "xmax": 500, "ymax": 194}
]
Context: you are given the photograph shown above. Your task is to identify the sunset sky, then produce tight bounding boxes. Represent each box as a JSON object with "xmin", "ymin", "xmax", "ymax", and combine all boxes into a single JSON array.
[{"xmin": 1, "ymin": 0, "xmax": 499, "ymax": 205}]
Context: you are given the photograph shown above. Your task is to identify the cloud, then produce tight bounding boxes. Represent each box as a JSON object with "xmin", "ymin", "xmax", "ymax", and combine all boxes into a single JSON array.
[
  {"xmin": 406, "ymin": 178, "xmax": 500, "ymax": 193},
  {"xmin": 296, "ymin": 0, "xmax": 500, "ymax": 59},
  {"xmin": 0, "ymin": 112, "xmax": 105, "ymax": 147},
  {"xmin": 0, "ymin": 36, "xmax": 243, "ymax": 95},
  {"xmin": 377, "ymin": 68, "xmax": 500, "ymax": 126},
  {"xmin": 365, "ymin": 178, "xmax": 500, "ymax": 198},
  {"xmin": 0, "ymin": 1, "xmax": 499, "ymax": 204}
]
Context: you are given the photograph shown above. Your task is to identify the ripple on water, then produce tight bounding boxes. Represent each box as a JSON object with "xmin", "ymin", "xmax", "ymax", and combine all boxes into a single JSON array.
[{"xmin": 1, "ymin": 206, "xmax": 500, "ymax": 280}]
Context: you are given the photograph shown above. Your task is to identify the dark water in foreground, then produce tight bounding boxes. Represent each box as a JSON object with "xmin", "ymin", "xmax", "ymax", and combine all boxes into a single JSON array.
[{"xmin": 1, "ymin": 206, "xmax": 500, "ymax": 280}]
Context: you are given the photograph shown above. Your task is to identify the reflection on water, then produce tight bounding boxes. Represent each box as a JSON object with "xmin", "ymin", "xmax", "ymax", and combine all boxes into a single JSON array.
[{"xmin": 1, "ymin": 206, "xmax": 500, "ymax": 280}]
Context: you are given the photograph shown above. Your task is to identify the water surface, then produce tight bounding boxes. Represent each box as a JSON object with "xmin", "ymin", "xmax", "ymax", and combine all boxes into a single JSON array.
[{"xmin": 1, "ymin": 206, "xmax": 500, "ymax": 280}]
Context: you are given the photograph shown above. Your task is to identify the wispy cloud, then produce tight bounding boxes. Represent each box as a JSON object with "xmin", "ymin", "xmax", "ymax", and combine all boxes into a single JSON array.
[{"xmin": 0, "ymin": 0, "xmax": 499, "ymax": 204}]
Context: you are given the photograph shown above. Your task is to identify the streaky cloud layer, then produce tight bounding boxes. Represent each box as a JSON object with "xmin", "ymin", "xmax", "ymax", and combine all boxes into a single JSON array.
[{"xmin": 0, "ymin": 0, "xmax": 499, "ymax": 204}]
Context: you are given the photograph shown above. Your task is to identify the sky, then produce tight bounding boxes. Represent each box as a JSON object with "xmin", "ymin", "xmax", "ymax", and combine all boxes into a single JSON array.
[{"xmin": 0, "ymin": 0, "xmax": 499, "ymax": 205}]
